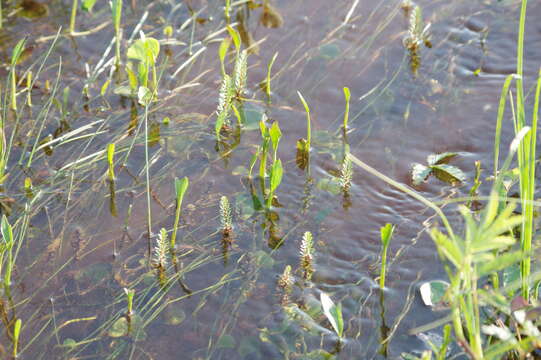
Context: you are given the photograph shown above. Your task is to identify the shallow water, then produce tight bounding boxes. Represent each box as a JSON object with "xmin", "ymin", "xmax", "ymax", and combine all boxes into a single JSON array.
[{"xmin": 1, "ymin": 0, "xmax": 541, "ymax": 358}]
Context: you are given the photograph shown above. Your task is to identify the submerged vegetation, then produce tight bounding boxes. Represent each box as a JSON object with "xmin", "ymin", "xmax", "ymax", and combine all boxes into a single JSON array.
[{"xmin": 1, "ymin": 0, "xmax": 541, "ymax": 358}]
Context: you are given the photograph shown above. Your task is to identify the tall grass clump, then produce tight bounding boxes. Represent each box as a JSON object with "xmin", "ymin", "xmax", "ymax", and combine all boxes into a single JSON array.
[{"xmin": 511, "ymin": 0, "xmax": 540, "ymax": 300}]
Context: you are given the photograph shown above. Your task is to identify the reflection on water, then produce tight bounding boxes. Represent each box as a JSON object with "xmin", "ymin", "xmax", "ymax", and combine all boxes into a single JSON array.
[{"xmin": 1, "ymin": 0, "xmax": 540, "ymax": 358}]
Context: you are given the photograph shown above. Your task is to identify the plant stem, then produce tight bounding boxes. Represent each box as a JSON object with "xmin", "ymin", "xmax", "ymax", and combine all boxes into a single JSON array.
[{"xmin": 70, "ymin": 0, "xmax": 78, "ymax": 34}]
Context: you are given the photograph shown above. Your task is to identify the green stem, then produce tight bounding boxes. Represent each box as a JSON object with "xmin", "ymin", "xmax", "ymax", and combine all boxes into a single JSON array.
[{"xmin": 70, "ymin": 0, "xmax": 78, "ymax": 34}]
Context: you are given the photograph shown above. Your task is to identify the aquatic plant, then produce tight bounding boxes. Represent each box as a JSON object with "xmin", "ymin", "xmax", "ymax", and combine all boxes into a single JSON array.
[
  {"xmin": 70, "ymin": 0, "xmax": 78, "ymax": 33},
  {"xmin": 513, "ymin": 0, "xmax": 540, "ymax": 300},
  {"xmin": 339, "ymin": 155, "xmax": 353, "ymax": 193},
  {"xmin": 343, "ymin": 87, "xmax": 350, "ymax": 131},
  {"xmin": 10, "ymin": 39, "xmax": 26, "ymax": 111},
  {"xmin": 379, "ymin": 223, "xmax": 394, "ymax": 290},
  {"xmin": 171, "ymin": 177, "xmax": 189, "ymax": 250},
  {"xmin": 13, "ymin": 318, "xmax": 21, "ymax": 358},
  {"xmin": 1, "ymin": 215, "xmax": 14, "ymax": 296},
  {"xmin": 124, "ymin": 288, "xmax": 135, "ymax": 317},
  {"xmin": 215, "ymin": 74, "xmax": 233, "ymax": 138},
  {"xmin": 107, "ymin": 143, "xmax": 115, "ymax": 181},
  {"xmin": 153, "ymin": 228, "xmax": 169, "ymax": 285},
  {"xmin": 403, "ymin": 4, "xmax": 431, "ymax": 74},
  {"xmin": 219, "ymin": 196, "xmax": 233, "ymax": 237},
  {"xmin": 277, "ymin": 265, "xmax": 293, "ymax": 306},
  {"xmin": 296, "ymin": 92, "xmax": 311, "ymax": 171},
  {"xmin": 264, "ymin": 52, "xmax": 278, "ymax": 100},
  {"xmin": 299, "ymin": 231, "xmax": 314, "ymax": 281},
  {"xmin": 260, "ymin": 1, "xmax": 283, "ymax": 28},
  {"xmin": 411, "ymin": 152, "xmax": 466, "ymax": 186},
  {"xmin": 320, "ymin": 292, "xmax": 343, "ymax": 340}
]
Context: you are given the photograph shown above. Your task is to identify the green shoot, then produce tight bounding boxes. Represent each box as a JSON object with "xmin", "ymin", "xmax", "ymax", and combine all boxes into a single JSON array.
[
  {"xmin": 107, "ymin": 143, "xmax": 115, "ymax": 181},
  {"xmin": 171, "ymin": 177, "xmax": 189, "ymax": 250},
  {"xmin": 297, "ymin": 91, "xmax": 311, "ymax": 151},
  {"xmin": 343, "ymin": 87, "xmax": 350, "ymax": 131},
  {"xmin": 153, "ymin": 228, "xmax": 168, "ymax": 285},
  {"xmin": 10, "ymin": 39, "xmax": 26, "ymax": 111},
  {"xmin": 379, "ymin": 223, "xmax": 394, "ymax": 289},
  {"xmin": 27, "ymin": 71, "xmax": 33, "ymax": 107},
  {"xmin": 2, "ymin": 215, "xmax": 14, "ymax": 295},
  {"xmin": 124, "ymin": 288, "xmax": 135, "ymax": 316},
  {"xmin": 265, "ymin": 52, "xmax": 278, "ymax": 100},
  {"xmin": 13, "ymin": 318, "xmax": 21, "ymax": 358},
  {"xmin": 218, "ymin": 36, "xmax": 232, "ymax": 76},
  {"xmin": 224, "ymin": 0, "xmax": 231, "ymax": 23}
]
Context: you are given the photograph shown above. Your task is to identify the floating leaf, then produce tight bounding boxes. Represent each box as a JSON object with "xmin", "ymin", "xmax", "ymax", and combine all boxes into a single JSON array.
[
  {"xmin": 419, "ymin": 280, "xmax": 449, "ymax": 307},
  {"xmin": 431, "ymin": 164, "xmax": 466, "ymax": 184},
  {"xmin": 427, "ymin": 152, "xmax": 457, "ymax": 166},
  {"xmin": 320, "ymin": 292, "xmax": 343, "ymax": 338},
  {"xmin": 411, "ymin": 163, "xmax": 431, "ymax": 185},
  {"xmin": 163, "ymin": 307, "xmax": 186, "ymax": 326}
]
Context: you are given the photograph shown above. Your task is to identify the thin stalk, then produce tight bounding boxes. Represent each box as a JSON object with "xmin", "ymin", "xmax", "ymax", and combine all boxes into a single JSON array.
[
  {"xmin": 144, "ymin": 105, "xmax": 152, "ymax": 239},
  {"xmin": 70, "ymin": 0, "xmax": 78, "ymax": 34},
  {"xmin": 265, "ymin": 52, "xmax": 278, "ymax": 100},
  {"xmin": 516, "ymin": 0, "xmax": 531, "ymax": 300}
]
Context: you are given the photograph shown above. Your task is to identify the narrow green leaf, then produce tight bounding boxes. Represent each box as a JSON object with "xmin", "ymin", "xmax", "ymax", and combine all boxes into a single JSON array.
[
  {"xmin": 226, "ymin": 25, "xmax": 241, "ymax": 51},
  {"xmin": 11, "ymin": 39, "xmax": 26, "ymax": 66},
  {"xmin": 1, "ymin": 215, "xmax": 13, "ymax": 246},
  {"xmin": 320, "ymin": 292, "xmax": 343, "ymax": 338},
  {"xmin": 380, "ymin": 223, "xmax": 394, "ymax": 247},
  {"xmin": 82, "ymin": 0, "xmax": 98, "ymax": 12},
  {"xmin": 175, "ymin": 177, "xmax": 189, "ymax": 208},
  {"xmin": 478, "ymin": 251, "xmax": 523, "ymax": 278}
]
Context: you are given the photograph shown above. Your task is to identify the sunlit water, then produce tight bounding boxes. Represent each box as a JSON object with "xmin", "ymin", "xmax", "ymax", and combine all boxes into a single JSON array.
[{"xmin": 2, "ymin": 0, "xmax": 541, "ymax": 358}]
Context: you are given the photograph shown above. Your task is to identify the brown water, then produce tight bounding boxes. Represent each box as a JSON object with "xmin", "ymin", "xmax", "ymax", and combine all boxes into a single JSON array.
[{"xmin": 1, "ymin": 0, "xmax": 541, "ymax": 358}]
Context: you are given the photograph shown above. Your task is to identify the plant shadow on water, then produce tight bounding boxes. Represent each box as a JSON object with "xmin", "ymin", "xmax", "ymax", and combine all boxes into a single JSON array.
[{"xmin": 1, "ymin": 0, "xmax": 541, "ymax": 358}]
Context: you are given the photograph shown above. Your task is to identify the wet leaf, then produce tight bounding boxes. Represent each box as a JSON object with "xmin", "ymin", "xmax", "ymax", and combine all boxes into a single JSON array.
[
  {"xmin": 320, "ymin": 292, "xmax": 343, "ymax": 338},
  {"xmin": 411, "ymin": 163, "xmax": 430, "ymax": 185},
  {"xmin": 419, "ymin": 280, "xmax": 449, "ymax": 307},
  {"xmin": 260, "ymin": 3, "xmax": 283, "ymax": 28},
  {"xmin": 163, "ymin": 307, "xmax": 186, "ymax": 325},
  {"xmin": 427, "ymin": 152, "xmax": 457, "ymax": 166},
  {"xmin": 431, "ymin": 164, "xmax": 466, "ymax": 184},
  {"xmin": 108, "ymin": 317, "xmax": 129, "ymax": 338}
]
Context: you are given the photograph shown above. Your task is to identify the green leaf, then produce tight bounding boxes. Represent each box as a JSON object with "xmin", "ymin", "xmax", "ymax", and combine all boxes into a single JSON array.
[
  {"xmin": 471, "ymin": 236, "xmax": 515, "ymax": 253},
  {"xmin": 269, "ymin": 121, "xmax": 282, "ymax": 152},
  {"xmin": 82, "ymin": 0, "xmax": 98, "ymax": 12},
  {"xmin": 126, "ymin": 65, "xmax": 138, "ymax": 91},
  {"xmin": 1, "ymin": 215, "xmax": 13, "ymax": 247},
  {"xmin": 174, "ymin": 177, "xmax": 189, "ymax": 209},
  {"xmin": 430, "ymin": 164, "xmax": 466, "ymax": 184},
  {"xmin": 11, "ymin": 39, "xmax": 27, "ymax": 67},
  {"xmin": 113, "ymin": 85, "xmax": 134, "ymax": 98},
  {"xmin": 380, "ymin": 223, "xmax": 394, "ymax": 247},
  {"xmin": 216, "ymin": 334, "xmax": 236, "ymax": 349},
  {"xmin": 419, "ymin": 280, "xmax": 449, "ymax": 307},
  {"xmin": 411, "ymin": 163, "xmax": 431, "ymax": 185},
  {"xmin": 427, "ymin": 152, "xmax": 457, "ymax": 166},
  {"xmin": 127, "ymin": 38, "xmax": 160, "ymax": 63},
  {"xmin": 477, "ymin": 251, "xmax": 523, "ymax": 278},
  {"xmin": 320, "ymin": 292, "xmax": 343, "ymax": 337},
  {"xmin": 270, "ymin": 159, "xmax": 283, "ymax": 193},
  {"xmin": 316, "ymin": 178, "xmax": 341, "ymax": 195},
  {"xmin": 430, "ymin": 228, "xmax": 462, "ymax": 269},
  {"xmin": 226, "ymin": 26, "xmax": 241, "ymax": 51}
]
